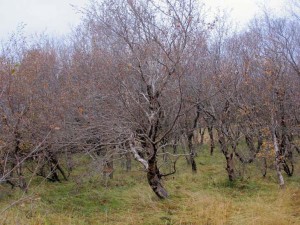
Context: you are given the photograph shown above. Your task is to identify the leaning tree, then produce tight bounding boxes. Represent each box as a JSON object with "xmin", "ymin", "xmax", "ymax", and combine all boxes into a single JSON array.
[{"xmin": 81, "ymin": 0, "xmax": 207, "ymax": 198}]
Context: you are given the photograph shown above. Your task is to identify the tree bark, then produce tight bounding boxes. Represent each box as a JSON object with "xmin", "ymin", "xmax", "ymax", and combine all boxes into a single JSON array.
[
  {"xmin": 200, "ymin": 128, "xmax": 205, "ymax": 145},
  {"xmin": 273, "ymin": 132, "xmax": 285, "ymax": 188},
  {"xmin": 49, "ymin": 153, "xmax": 68, "ymax": 181},
  {"xmin": 187, "ymin": 133, "xmax": 197, "ymax": 173},
  {"xmin": 186, "ymin": 105, "xmax": 201, "ymax": 173},
  {"xmin": 262, "ymin": 157, "xmax": 267, "ymax": 177},
  {"xmin": 225, "ymin": 152, "xmax": 235, "ymax": 182},
  {"xmin": 147, "ymin": 155, "xmax": 168, "ymax": 199},
  {"xmin": 181, "ymin": 135, "xmax": 191, "ymax": 165},
  {"xmin": 14, "ymin": 131, "xmax": 27, "ymax": 191},
  {"xmin": 271, "ymin": 115, "xmax": 285, "ymax": 188},
  {"xmin": 207, "ymin": 125, "xmax": 215, "ymax": 155},
  {"xmin": 218, "ymin": 129, "xmax": 236, "ymax": 181},
  {"xmin": 125, "ymin": 152, "xmax": 131, "ymax": 172}
]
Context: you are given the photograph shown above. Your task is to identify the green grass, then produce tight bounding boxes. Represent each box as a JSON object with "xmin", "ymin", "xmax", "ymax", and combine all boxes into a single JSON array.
[{"xmin": 1, "ymin": 145, "xmax": 300, "ymax": 225}]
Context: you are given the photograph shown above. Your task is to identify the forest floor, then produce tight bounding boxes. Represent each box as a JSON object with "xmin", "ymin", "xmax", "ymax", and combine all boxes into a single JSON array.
[{"xmin": 0, "ymin": 145, "xmax": 300, "ymax": 225}]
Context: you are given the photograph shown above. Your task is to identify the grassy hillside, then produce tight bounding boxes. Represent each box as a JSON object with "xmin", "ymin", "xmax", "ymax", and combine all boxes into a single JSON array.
[{"xmin": 1, "ymin": 145, "xmax": 300, "ymax": 225}]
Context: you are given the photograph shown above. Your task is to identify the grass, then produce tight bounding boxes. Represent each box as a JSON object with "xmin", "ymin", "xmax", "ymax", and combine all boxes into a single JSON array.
[{"xmin": 0, "ymin": 145, "xmax": 300, "ymax": 225}]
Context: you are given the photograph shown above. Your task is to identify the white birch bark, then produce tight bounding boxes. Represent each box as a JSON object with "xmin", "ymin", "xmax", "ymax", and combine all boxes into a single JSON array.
[
  {"xmin": 271, "ymin": 116, "xmax": 285, "ymax": 188},
  {"xmin": 129, "ymin": 136, "xmax": 149, "ymax": 170}
]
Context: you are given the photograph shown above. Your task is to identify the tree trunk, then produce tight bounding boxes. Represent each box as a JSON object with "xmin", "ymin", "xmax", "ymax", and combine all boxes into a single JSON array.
[
  {"xmin": 225, "ymin": 152, "xmax": 235, "ymax": 182},
  {"xmin": 181, "ymin": 135, "xmax": 191, "ymax": 165},
  {"xmin": 208, "ymin": 125, "xmax": 215, "ymax": 155},
  {"xmin": 262, "ymin": 157, "xmax": 267, "ymax": 177},
  {"xmin": 49, "ymin": 153, "xmax": 68, "ymax": 181},
  {"xmin": 50, "ymin": 163, "xmax": 60, "ymax": 182},
  {"xmin": 200, "ymin": 128, "xmax": 205, "ymax": 145},
  {"xmin": 271, "ymin": 116, "xmax": 285, "ymax": 188},
  {"xmin": 147, "ymin": 156, "xmax": 168, "ymax": 199},
  {"xmin": 126, "ymin": 152, "xmax": 131, "ymax": 172},
  {"xmin": 274, "ymin": 146, "xmax": 285, "ymax": 188},
  {"xmin": 188, "ymin": 134, "xmax": 197, "ymax": 173},
  {"xmin": 282, "ymin": 159, "xmax": 293, "ymax": 177},
  {"xmin": 129, "ymin": 137, "xmax": 168, "ymax": 199},
  {"xmin": 14, "ymin": 131, "xmax": 27, "ymax": 191},
  {"xmin": 218, "ymin": 129, "xmax": 236, "ymax": 181}
]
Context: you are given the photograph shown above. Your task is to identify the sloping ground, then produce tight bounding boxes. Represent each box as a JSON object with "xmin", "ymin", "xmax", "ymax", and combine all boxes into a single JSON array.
[{"xmin": 0, "ymin": 148, "xmax": 299, "ymax": 225}]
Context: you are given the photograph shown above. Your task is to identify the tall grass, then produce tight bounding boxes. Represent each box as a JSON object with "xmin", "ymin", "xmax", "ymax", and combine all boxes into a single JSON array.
[{"xmin": 1, "ymin": 145, "xmax": 299, "ymax": 225}]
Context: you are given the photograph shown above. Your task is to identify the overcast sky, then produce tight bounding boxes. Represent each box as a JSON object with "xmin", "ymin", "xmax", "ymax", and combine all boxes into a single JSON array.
[{"xmin": 0, "ymin": 0, "xmax": 287, "ymax": 41}]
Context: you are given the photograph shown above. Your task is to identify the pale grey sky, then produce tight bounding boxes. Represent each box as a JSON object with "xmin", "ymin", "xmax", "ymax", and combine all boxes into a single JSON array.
[
  {"xmin": 0, "ymin": 0, "xmax": 88, "ymax": 40},
  {"xmin": 0, "ymin": 0, "xmax": 287, "ymax": 41}
]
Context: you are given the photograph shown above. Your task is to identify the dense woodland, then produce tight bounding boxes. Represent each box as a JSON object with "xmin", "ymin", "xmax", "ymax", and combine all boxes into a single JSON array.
[{"xmin": 0, "ymin": 0, "xmax": 300, "ymax": 205}]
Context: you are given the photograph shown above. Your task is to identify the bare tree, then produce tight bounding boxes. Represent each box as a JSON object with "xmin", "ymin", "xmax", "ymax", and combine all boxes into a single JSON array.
[{"xmin": 78, "ymin": 0, "xmax": 207, "ymax": 198}]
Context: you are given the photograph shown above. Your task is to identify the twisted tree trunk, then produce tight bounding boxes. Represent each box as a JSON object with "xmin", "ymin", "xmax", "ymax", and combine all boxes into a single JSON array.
[
  {"xmin": 147, "ymin": 155, "xmax": 168, "ymax": 199},
  {"xmin": 218, "ymin": 131, "xmax": 235, "ymax": 181}
]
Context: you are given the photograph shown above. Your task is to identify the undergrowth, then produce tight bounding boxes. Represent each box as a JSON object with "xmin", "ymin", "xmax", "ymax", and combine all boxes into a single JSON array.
[{"xmin": 0, "ymin": 145, "xmax": 299, "ymax": 225}]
